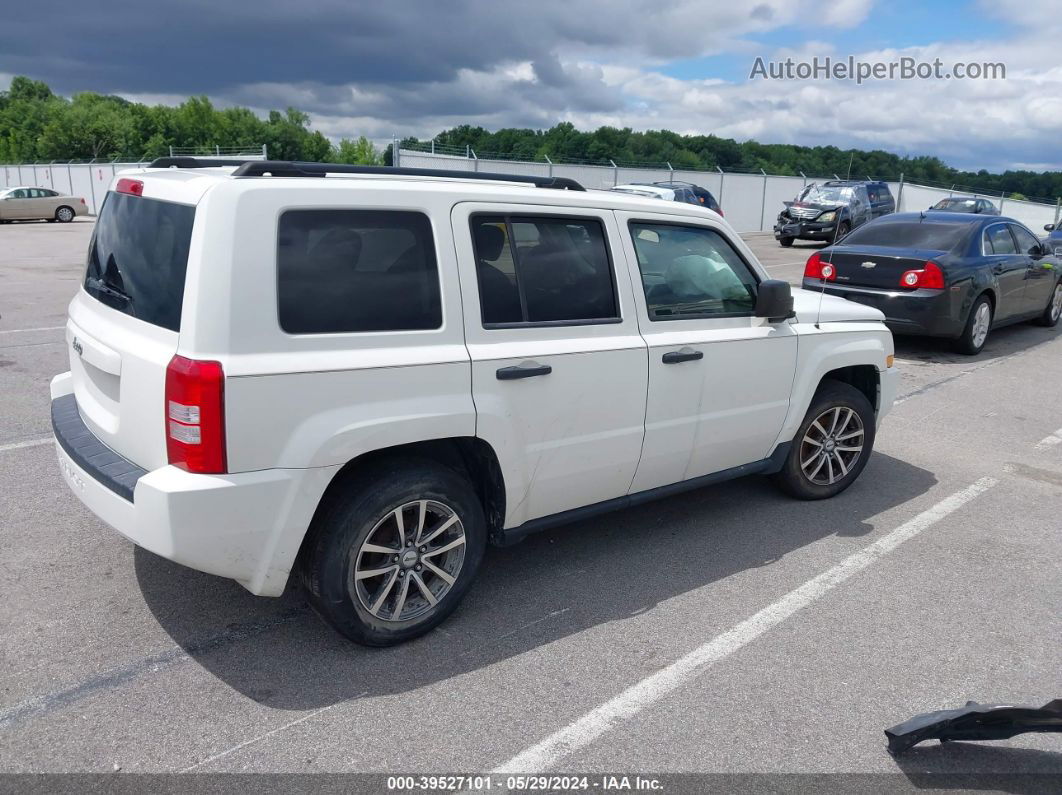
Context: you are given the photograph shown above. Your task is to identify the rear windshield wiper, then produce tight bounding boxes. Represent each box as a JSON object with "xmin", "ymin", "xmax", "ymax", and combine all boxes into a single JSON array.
[
  {"xmin": 885, "ymin": 699, "xmax": 1062, "ymax": 755},
  {"xmin": 86, "ymin": 275, "xmax": 134, "ymax": 306}
]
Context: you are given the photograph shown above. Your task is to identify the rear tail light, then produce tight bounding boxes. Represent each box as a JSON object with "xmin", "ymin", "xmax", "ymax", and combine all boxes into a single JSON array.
[
  {"xmin": 717, "ymin": 207, "xmax": 724, "ymax": 217},
  {"xmin": 79, "ymin": 198, "xmax": 86, "ymax": 205},
  {"xmin": 116, "ymin": 178, "xmax": 144, "ymax": 196},
  {"xmin": 899, "ymin": 261, "xmax": 945, "ymax": 289},
  {"xmin": 165, "ymin": 355, "xmax": 227, "ymax": 474},
  {"xmin": 804, "ymin": 251, "xmax": 836, "ymax": 281}
]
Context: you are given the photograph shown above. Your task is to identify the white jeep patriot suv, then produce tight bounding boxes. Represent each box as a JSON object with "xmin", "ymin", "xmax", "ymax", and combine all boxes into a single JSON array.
[{"xmin": 52, "ymin": 158, "xmax": 897, "ymax": 646}]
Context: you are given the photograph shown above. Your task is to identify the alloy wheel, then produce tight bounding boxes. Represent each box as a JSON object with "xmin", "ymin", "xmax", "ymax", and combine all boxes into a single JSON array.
[
  {"xmin": 800, "ymin": 406, "xmax": 865, "ymax": 486},
  {"xmin": 971, "ymin": 302, "xmax": 991, "ymax": 348},
  {"xmin": 1051, "ymin": 284, "xmax": 1062, "ymax": 322},
  {"xmin": 57, "ymin": 207, "xmax": 73, "ymax": 222},
  {"xmin": 349, "ymin": 499, "xmax": 466, "ymax": 623}
]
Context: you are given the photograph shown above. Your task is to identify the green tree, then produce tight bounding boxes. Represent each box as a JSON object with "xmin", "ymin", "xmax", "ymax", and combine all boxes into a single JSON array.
[
  {"xmin": 332, "ymin": 136, "xmax": 382, "ymax": 165},
  {"xmin": 38, "ymin": 93, "xmax": 136, "ymax": 159}
]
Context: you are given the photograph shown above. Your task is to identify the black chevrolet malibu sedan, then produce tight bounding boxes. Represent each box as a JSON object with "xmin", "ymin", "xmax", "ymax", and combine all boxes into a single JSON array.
[{"xmin": 802, "ymin": 212, "xmax": 1062, "ymax": 354}]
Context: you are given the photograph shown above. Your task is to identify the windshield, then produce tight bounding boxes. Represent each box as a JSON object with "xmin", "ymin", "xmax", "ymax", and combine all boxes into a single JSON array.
[
  {"xmin": 797, "ymin": 186, "xmax": 852, "ymax": 204},
  {"xmin": 83, "ymin": 191, "xmax": 195, "ymax": 332},
  {"xmin": 841, "ymin": 220, "xmax": 970, "ymax": 251},
  {"xmin": 932, "ymin": 198, "xmax": 977, "ymax": 211}
]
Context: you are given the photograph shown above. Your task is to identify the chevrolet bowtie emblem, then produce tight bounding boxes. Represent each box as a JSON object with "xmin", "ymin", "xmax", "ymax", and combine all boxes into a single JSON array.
[{"xmin": 861, "ymin": 261, "xmax": 877, "ymax": 269}]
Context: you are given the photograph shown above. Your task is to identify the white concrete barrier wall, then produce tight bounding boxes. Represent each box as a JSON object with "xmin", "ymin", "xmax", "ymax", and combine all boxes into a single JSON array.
[
  {"xmin": 396, "ymin": 149, "xmax": 1062, "ymax": 235},
  {"xmin": 0, "ymin": 161, "xmax": 148, "ymax": 215},
  {"xmin": 3, "ymin": 152, "xmax": 1058, "ymax": 233}
]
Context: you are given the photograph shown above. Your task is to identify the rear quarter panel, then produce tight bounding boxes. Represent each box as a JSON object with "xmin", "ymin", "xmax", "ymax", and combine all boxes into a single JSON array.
[{"xmin": 180, "ymin": 181, "xmax": 475, "ymax": 473}]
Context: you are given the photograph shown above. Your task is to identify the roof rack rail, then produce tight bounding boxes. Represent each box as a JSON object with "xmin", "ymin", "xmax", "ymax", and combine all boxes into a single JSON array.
[
  {"xmin": 148, "ymin": 157, "xmax": 258, "ymax": 169},
  {"xmin": 224, "ymin": 160, "xmax": 585, "ymax": 191}
]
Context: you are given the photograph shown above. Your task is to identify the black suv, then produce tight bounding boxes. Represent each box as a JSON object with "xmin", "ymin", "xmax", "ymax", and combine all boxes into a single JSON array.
[{"xmin": 774, "ymin": 180, "xmax": 894, "ymax": 247}]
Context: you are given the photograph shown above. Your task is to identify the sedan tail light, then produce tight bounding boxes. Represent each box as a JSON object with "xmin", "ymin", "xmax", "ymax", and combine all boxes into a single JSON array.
[
  {"xmin": 804, "ymin": 251, "xmax": 836, "ymax": 281},
  {"xmin": 899, "ymin": 261, "xmax": 945, "ymax": 289},
  {"xmin": 165, "ymin": 355, "xmax": 227, "ymax": 474}
]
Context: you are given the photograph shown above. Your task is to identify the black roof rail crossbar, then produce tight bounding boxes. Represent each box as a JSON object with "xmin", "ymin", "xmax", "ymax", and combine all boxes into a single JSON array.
[
  {"xmin": 229, "ymin": 160, "xmax": 585, "ymax": 191},
  {"xmin": 148, "ymin": 157, "xmax": 259, "ymax": 169}
]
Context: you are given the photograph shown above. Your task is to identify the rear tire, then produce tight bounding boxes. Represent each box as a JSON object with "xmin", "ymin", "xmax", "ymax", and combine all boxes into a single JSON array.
[
  {"xmin": 55, "ymin": 206, "xmax": 75, "ymax": 223},
  {"xmin": 1034, "ymin": 281, "xmax": 1062, "ymax": 327},
  {"xmin": 952, "ymin": 294, "xmax": 993, "ymax": 354},
  {"xmin": 778, "ymin": 236, "xmax": 794, "ymax": 247},
  {"xmin": 772, "ymin": 380, "xmax": 876, "ymax": 500},
  {"xmin": 299, "ymin": 458, "xmax": 487, "ymax": 646}
]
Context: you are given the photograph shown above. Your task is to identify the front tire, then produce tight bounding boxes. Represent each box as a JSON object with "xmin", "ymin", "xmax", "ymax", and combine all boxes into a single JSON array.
[
  {"xmin": 55, "ymin": 206, "xmax": 75, "ymax": 223},
  {"xmin": 833, "ymin": 221, "xmax": 851, "ymax": 242},
  {"xmin": 1034, "ymin": 281, "xmax": 1062, "ymax": 327},
  {"xmin": 953, "ymin": 294, "xmax": 992, "ymax": 355},
  {"xmin": 778, "ymin": 236, "xmax": 794, "ymax": 248},
  {"xmin": 773, "ymin": 381, "xmax": 876, "ymax": 500},
  {"xmin": 299, "ymin": 458, "xmax": 487, "ymax": 646}
]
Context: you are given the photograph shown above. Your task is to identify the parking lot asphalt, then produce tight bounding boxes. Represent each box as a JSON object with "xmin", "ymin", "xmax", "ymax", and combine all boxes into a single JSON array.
[{"xmin": 1, "ymin": 219, "xmax": 1060, "ymax": 778}]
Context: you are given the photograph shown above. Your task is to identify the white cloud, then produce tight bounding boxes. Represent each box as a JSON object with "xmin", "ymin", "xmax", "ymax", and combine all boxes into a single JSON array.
[{"xmin": 9, "ymin": 0, "xmax": 1060, "ymax": 172}]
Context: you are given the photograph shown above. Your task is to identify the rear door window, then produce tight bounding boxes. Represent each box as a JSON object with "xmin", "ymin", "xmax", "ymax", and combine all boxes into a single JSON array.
[
  {"xmin": 470, "ymin": 215, "xmax": 619, "ymax": 326},
  {"xmin": 984, "ymin": 225, "xmax": 1018, "ymax": 255},
  {"xmin": 277, "ymin": 209, "xmax": 441, "ymax": 334},
  {"xmin": 84, "ymin": 192, "xmax": 195, "ymax": 332}
]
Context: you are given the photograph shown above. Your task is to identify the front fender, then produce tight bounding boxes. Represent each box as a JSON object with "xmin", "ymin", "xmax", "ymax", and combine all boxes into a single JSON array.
[{"xmin": 774, "ymin": 325, "xmax": 892, "ymax": 446}]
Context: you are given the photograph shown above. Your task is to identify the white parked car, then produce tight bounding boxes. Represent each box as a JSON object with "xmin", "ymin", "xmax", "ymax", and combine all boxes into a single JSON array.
[
  {"xmin": 0, "ymin": 186, "xmax": 88, "ymax": 222},
  {"xmin": 52, "ymin": 159, "xmax": 897, "ymax": 645}
]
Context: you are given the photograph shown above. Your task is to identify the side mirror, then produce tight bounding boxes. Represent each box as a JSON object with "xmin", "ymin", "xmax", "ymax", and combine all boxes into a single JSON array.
[
  {"xmin": 755, "ymin": 279, "xmax": 794, "ymax": 322},
  {"xmin": 1044, "ymin": 224, "xmax": 1056, "ymax": 232}
]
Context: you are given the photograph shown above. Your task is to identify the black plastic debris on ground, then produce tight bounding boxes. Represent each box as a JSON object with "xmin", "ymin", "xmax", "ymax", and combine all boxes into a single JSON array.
[{"xmin": 885, "ymin": 699, "xmax": 1062, "ymax": 755}]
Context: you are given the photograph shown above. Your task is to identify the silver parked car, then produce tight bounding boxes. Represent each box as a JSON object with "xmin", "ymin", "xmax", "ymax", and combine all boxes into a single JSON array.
[{"xmin": 0, "ymin": 186, "xmax": 89, "ymax": 223}]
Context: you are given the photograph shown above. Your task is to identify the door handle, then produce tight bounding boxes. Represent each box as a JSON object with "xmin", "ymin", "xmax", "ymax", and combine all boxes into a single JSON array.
[
  {"xmin": 662, "ymin": 349, "xmax": 703, "ymax": 364},
  {"xmin": 496, "ymin": 363, "xmax": 552, "ymax": 380}
]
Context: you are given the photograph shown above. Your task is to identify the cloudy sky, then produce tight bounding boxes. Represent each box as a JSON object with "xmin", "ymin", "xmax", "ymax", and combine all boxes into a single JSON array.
[{"xmin": 3, "ymin": 0, "xmax": 1061, "ymax": 171}]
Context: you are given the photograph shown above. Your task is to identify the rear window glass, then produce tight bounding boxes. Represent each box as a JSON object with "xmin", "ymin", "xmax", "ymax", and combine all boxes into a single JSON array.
[
  {"xmin": 841, "ymin": 221, "xmax": 969, "ymax": 251},
  {"xmin": 84, "ymin": 192, "xmax": 195, "ymax": 332},
  {"xmin": 278, "ymin": 209, "xmax": 441, "ymax": 334}
]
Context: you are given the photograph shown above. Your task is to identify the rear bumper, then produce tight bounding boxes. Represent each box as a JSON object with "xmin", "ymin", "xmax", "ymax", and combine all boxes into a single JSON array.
[
  {"xmin": 50, "ymin": 373, "xmax": 339, "ymax": 596},
  {"xmin": 801, "ymin": 280, "xmax": 964, "ymax": 338}
]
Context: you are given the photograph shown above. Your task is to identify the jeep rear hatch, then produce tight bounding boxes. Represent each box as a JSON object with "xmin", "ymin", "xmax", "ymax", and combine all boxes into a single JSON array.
[{"xmin": 68, "ymin": 184, "xmax": 195, "ymax": 471}]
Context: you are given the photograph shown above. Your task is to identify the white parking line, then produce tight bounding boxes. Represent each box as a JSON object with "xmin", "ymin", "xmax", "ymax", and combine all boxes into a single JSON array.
[
  {"xmin": 495, "ymin": 477, "xmax": 998, "ymax": 774},
  {"xmin": 180, "ymin": 693, "xmax": 367, "ymax": 772},
  {"xmin": 1034, "ymin": 429, "xmax": 1062, "ymax": 451},
  {"xmin": 0, "ymin": 325, "xmax": 64, "ymax": 335},
  {"xmin": 0, "ymin": 437, "xmax": 52, "ymax": 453}
]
